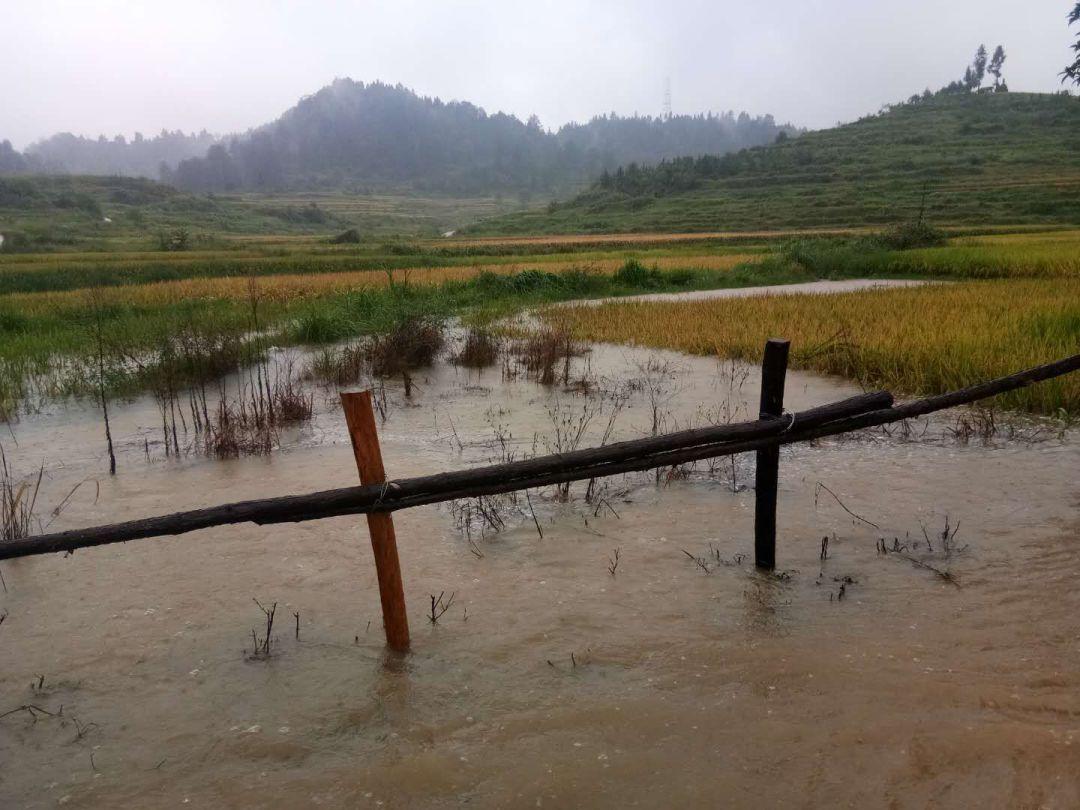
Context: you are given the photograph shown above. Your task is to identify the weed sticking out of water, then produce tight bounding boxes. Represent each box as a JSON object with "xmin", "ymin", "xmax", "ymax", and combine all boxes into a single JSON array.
[
  {"xmin": 0, "ymin": 447, "xmax": 42, "ymax": 544},
  {"xmin": 607, "ymin": 548, "xmax": 621, "ymax": 576},
  {"xmin": 247, "ymin": 599, "xmax": 278, "ymax": 660},
  {"xmin": 0, "ymin": 446, "xmax": 97, "ymax": 555},
  {"xmin": 428, "ymin": 591, "xmax": 456, "ymax": 624},
  {"xmin": 946, "ymin": 408, "xmax": 997, "ymax": 444},
  {"xmin": 919, "ymin": 514, "xmax": 965, "ymax": 555},
  {"xmin": 542, "ymin": 398, "xmax": 602, "ymax": 501},
  {"xmin": 514, "ymin": 326, "xmax": 583, "ymax": 386},
  {"xmin": 450, "ymin": 496, "xmax": 509, "ymax": 539},
  {"xmin": 307, "ymin": 345, "xmax": 369, "ymax": 387},
  {"xmin": 200, "ymin": 359, "xmax": 313, "ymax": 460},
  {"xmin": 452, "ymin": 329, "xmax": 502, "ymax": 369},
  {"xmin": 350, "ymin": 316, "xmax": 447, "ymax": 397},
  {"xmin": 272, "ymin": 370, "xmax": 315, "ymax": 424}
]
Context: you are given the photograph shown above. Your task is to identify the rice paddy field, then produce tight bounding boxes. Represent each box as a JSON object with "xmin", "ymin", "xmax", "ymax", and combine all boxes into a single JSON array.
[
  {"xmin": 1, "ymin": 223, "xmax": 1079, "ymax": 420},
  {"xmin": 547, "ymin": 278, "xmax": 1080, "ymax": 415},
  {"xmin": 1, "ymin": 211, "xmax": 1079, "ymax": 809}
]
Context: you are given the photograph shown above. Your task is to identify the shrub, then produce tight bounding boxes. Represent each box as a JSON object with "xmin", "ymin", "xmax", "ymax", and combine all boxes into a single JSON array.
[
  {"xmin": 664, "ymin": 268, "xmax": 697, "ymax": 286},
  {"xmin": 157, "ymin": 227, "xmax": 191, "ymax": 252},
  {"xmin": 510, "ymin": 269, "xmax": 561, "ymax": 293},
  {"xmin": 366, "ymin": 316, "xmax": 445, "ymax": 377},
  {"xmin": 453, "ymin": 329, "xmax": 501, "ymax": 368},
  {"xmin": 330, "ymin": 228, "xmax": 362, "ymax": 244},
  {"xmin": 259, "ymin": 203, "xmax": 328, "ymax": 224},
  {"xmin": 0, "ymin": 232, "xmax": 29, "ymax": 253},
  {"xmin": 614, "ymin": 258, "xmax": 662, "ymax": 288},
  {"xmin": 308, "ymin": 345, "xmax": 368, "ymax": 386},
  {"xmin": 292, "ymin": 310, "xmax": 352, "ymax": 343},
  {"xmin": 513, "ymin": 326, "xmax": 582, "ymax": 386},
  {"xmin": 559, "ymin": 266, "xmax": 602, "ymax": 294},
  {"xmin": 877, "ymin": 221, "xmax": 947, "ymax": 250}
]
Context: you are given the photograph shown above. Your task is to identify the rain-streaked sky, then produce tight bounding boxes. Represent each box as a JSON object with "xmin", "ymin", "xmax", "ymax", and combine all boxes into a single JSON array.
[{"xmin": 4, "ymin": 0, "xmax": 1076, "ymax": 148}]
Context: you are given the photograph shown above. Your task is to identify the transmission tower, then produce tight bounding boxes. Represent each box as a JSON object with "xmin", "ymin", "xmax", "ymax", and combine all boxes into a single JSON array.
[{"xmin": 663, "ymin": 77, "xmax": 672, "ymax": 119}]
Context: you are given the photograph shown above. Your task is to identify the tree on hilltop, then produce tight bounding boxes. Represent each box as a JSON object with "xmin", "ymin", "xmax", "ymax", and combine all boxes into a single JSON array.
[
  {"xmin": 972, "ymin": 44, "xmax": 989, "ymax": 87},
  {"xmin": 963, "ymin": 65, "xmax": 979, "ymax": 92},
  {"xmin": 1064, "ymin": 3, "xmax": 1080, "ymax": 85},
  {"xmin": 988, "ymin": 46, "xmax": 1007, "ymax": 90}
]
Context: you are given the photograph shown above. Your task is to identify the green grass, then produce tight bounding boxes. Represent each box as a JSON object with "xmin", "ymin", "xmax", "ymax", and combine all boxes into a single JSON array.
[{"xmin": 470, "ymin": 93, "xmax": 1080, "ymax": 235}]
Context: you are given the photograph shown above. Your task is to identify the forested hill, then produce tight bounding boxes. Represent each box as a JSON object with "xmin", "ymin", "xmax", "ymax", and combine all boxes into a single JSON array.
[
  {"xmin": 1, "ymin": 131, "xmax": 218, "ymax": 178},
  {"xmin": 468, "ymin": 91, "xmax": 1080, "ymax": 234},
  {"xmin": 26, "ymin": 130, "xmax": 218, "ymax": 178},
  {"xmin": 2, "ymin": 80, "xmax": 794, "ymax": 195},
  {"xmin": 161, "ymin": 79, "xmax": 796, "ymax": 194}
]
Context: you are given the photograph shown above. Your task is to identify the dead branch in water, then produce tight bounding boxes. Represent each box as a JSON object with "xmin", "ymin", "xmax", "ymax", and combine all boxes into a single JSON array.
[
  {"xmin": 248, "ymin": 599, "xmax": 278, "ymax": 658},
  {"xmin": 814, "ymin": 482, "xmax": 880, "ymax": 530},
  {"xmin": 682, "ymin": 548, "xmax": 712, "ymax": 574},
  {"xmin": 525, "ymin": 489, "xmax": 543, "ymax": 539},
  {"xmin": 0, "ymin": 703, "xmax": 59, "ymax": 722},
  {"xmin": 428, "ymin": 591, "xmax": 456, "ymax": 624},
  {"xmin": 889, "ymin": 551, "xmax": 962, "ymax": 588}
]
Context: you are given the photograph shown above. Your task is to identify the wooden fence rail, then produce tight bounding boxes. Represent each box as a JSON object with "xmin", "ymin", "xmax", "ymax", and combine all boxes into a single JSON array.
[
  {"xmin": 2, "ymin": 344, "xmax": 1078, "ymax": 649},
  {"xmin": 1, "ymin": 350, "xmax": 1077, "ymax": 566}
]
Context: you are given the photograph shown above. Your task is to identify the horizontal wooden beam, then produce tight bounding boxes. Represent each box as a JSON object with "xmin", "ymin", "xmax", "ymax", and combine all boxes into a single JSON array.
[
  {"xmin": 2, "ymin": 350, "xmax": 1077, "ymax": 562},
  {"xmin": 0, "ymin": 391, "xmax": 891, "ymax": 560}
]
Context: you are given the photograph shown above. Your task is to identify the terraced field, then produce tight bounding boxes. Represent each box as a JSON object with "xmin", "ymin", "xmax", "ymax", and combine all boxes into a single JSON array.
[{"xmin": 471, "ymin": 93, "xmax": 1080, "ymax": 235}]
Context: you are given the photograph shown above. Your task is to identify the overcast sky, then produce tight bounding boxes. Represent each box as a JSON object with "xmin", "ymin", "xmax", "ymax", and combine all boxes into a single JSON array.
[{"xmin": 3, "ymin": 0, "xmax": 1076, "ymax": 148}]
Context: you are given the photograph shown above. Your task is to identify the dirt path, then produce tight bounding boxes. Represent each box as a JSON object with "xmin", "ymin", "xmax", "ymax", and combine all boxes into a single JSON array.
[{"xmin": 558, "ymin": 277, "xmax": 932, "ymax": 308}]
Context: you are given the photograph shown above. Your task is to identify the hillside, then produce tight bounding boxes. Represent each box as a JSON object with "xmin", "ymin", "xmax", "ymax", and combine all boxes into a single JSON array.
[
  {"xmin": 0, "ymin": 175, "xmax": 355, "ymax": 250},
  {"xmin": 467, "ymin": 92, "xmax": 1080, "ymax": 234},
  {"xmin": 163, "ymin": 79, "xmax": 795, "ymax": 195}
]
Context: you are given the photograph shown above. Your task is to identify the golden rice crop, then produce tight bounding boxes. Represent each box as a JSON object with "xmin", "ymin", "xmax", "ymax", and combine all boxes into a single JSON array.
[
  {"xmin": 897, "ymin": 243, "xmax": 1080, "ymax": 278},
  {"xmin": 962, "ymin": 228, "xmax": 1080, "ymax": 247},
  {"xmin": 3, "ymin": 254, "xmax": 759, "ymax": 315},
  {"xmin": 545, "ymin": 279, "xmax": 1080, "ymax": 414}
]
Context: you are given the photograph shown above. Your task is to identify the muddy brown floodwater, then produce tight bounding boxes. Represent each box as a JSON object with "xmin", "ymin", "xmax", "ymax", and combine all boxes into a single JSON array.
[{"xmin": 1, "ymin": 339, "xmax": 1078, "ymax": 809}]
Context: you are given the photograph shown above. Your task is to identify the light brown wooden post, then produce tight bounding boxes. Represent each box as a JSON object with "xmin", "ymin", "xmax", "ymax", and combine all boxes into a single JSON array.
[{"xmin": 340, "ymin": 391, "xmax": 410, "ymax": 651}]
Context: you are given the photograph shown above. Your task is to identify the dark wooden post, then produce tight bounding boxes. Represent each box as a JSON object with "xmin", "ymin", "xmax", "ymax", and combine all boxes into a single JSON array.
[
  {"xmin": 341, "ymin": 391, "xmax": 410, "ymax": 651},
  {"xmin": 754, "ymin": 339, "xmax": 790, "ymax": 570}
]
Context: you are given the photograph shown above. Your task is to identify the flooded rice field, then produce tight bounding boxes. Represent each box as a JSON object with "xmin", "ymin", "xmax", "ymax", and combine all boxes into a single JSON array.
[{"xmin": 1, "ymin": 338, "xmax": 1078, "ymax": 808}]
